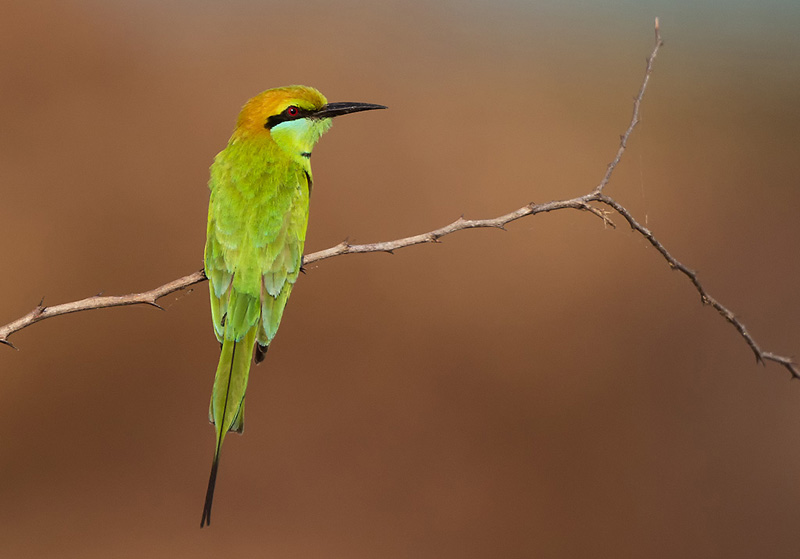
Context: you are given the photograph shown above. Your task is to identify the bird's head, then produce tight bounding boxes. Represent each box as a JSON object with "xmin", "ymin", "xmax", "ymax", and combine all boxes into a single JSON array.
[{"xmin": 233, "ymin": 85, "xmax": 385, "ymax": 161}]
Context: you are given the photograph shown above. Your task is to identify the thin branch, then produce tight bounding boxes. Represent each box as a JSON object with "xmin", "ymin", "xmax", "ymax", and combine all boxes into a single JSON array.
[
  {"xmin": 2, "ymin": 20, "xmax": 796, "ymax": 382},
  {"xmin": 595, "ymin": 17, "xmax": 663, "ymax": 195},
  {"xmin": 594, "ymin": 194, "xmax": 800, "ymax": 379},
  {"xmin": 303, "ymin": 198, "xmax": 614, "ymax": 265},
  {"xmin": 0, "ymin": 271, "xmax": 206, "ymax": 346}
]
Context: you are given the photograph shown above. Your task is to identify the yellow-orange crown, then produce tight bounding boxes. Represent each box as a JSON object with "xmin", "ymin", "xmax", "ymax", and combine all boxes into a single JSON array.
[{"xmin": 234, "ymin": 85, "xmax": 328, "ymax": 136}]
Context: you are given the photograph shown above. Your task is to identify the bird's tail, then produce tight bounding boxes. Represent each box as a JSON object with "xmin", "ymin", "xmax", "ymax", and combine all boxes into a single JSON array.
[{"xmin": 200, "ymin": 327, "xmax": 257, "ymax": 528}]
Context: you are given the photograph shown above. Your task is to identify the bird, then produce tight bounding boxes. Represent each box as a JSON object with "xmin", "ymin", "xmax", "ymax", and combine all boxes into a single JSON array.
[{"xmin": 201, "ymin": 85, "xmax": 385, "ymax": 527}]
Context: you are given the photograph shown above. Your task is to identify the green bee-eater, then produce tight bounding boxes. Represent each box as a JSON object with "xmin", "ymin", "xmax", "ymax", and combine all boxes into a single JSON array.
[{"xmin": 202, "ymin": 85, "xmax": 385, "ymax": 527}]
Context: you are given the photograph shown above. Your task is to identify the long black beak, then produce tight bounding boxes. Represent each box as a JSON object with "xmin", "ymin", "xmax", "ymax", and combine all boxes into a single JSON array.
[{"xmin": 314, "ymin": 102, "xmax": 387, "ymax": 119}]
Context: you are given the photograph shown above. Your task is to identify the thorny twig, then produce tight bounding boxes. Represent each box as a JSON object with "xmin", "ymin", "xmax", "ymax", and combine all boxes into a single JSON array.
[{"xmin": 2, "ymin": 19, "xmax": 796, "ymax": 379}]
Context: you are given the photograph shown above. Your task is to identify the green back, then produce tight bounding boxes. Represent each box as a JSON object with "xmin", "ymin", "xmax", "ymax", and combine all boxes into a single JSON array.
[{"xmin": 204, "ymin": 136, "xmax": 310, "ymax": 349}]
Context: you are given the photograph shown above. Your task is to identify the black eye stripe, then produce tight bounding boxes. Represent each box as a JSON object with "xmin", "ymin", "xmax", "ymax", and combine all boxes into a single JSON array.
[{"xmin": 264, "ymin": 106, "xmax": 313, "ymax": 129}]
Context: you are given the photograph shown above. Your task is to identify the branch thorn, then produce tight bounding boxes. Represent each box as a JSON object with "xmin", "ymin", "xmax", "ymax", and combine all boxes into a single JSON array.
[{"xmin": 0, "ymin": 338, "xmax": 19, "ymax": 351}]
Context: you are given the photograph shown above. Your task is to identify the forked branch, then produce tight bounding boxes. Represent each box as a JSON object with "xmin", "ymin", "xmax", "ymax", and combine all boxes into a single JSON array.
[{"xmin": 2, "ymin": 20, "xmax": 796, "ymax": 380}]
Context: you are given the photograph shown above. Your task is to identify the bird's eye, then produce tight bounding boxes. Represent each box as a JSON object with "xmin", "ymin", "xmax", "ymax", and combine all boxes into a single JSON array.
[{"xmin": 286, "ymin": 106, "xmax": 299, "ymax": 116}]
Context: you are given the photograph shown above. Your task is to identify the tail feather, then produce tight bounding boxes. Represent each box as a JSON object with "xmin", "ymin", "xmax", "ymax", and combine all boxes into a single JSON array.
[
  {"xmin": 201, "ymin": 340, "xmax": 237, "ymax": 528},
  {"xmin": 230, "ymin": 399, "xmax": 245, "ymax": 434},
  {"xmin": 200, "ymin": 453, "xmax": 220, "ymax": 528},
  {"xmin": 201, "ymin": 328, "xmax": 256, "ymax": 528}
]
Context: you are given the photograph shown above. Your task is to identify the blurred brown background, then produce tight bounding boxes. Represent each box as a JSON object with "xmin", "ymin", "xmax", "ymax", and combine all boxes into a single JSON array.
[{"xmin": 2, "ymin": 0, "xmax": 800, "ymax": 557}]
